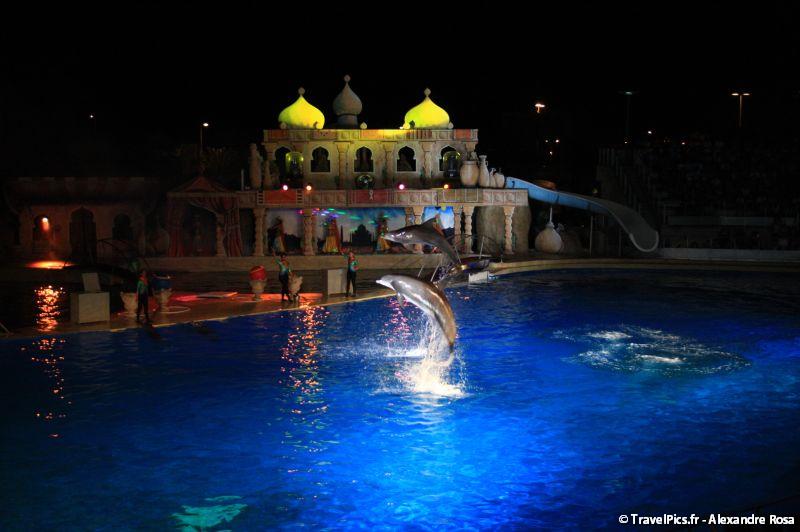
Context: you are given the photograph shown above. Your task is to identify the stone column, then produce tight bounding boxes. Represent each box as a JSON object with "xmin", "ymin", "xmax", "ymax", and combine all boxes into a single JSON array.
[
  {"xmin": 452, "ymin": 204, "xmax": 462, "ymax": 249},
  {"xmin": 253, "ymin": 206, "xmax": 265, "ymax": 257},
  {"xmin": 302, "ymin": 211, "xmax": 316, "ymax": 256},
  {"xmin": 335, "ymin": 142, "xmax": 350, "ymax": 188},
  {"xmin": 382, "ymin": 142, "xmax": 396, "ymax": 187},
  {"xmin": 420, "ymin": 141, "xmax": 435, "ymax": 184},
  {"xmin": 404, "ymin": 208, "xmax": 414, "ymax": 226},
  {"xmin": 412, "ymin": 206, "xmax": 425, "ymax": 254},
  {"xmin": 503, "ymin": 206, "xmax": 515, "ymax": 255},
  {"xmin": 462, "ymin": 204, "xmax": 475, "ymax": 253},
  {"xmin": 215, "ymin": 214, "xmax": 226, "ymax": 257}
]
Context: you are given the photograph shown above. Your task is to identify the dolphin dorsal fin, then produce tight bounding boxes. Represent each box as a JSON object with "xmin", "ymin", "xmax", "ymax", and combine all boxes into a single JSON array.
[{"xmin": 421, "ymin": 218, "xmax": 437, "ymax": 228}]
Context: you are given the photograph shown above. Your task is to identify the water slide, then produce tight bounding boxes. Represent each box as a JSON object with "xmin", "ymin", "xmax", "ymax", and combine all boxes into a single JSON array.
[{"xmin": 505, "ymin": 177, "xmax": 660, "ymax": 253}]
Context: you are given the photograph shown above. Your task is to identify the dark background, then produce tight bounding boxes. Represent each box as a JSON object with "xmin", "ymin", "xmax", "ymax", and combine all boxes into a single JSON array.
[{"xmin": 1, "ymin": 1, "xmax": 798, "ymax": 192}]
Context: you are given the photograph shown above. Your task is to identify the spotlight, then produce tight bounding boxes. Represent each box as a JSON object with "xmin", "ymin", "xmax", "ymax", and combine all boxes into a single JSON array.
[
  {"xmin": 305, "ymin": 184, "xmax": 312, "ymax": 192},
  {"xmin": 398, "ymin": 183, "xmax": 405, "ymax": 190},
  {"xmin": 282, "ymin": 184, "xmax": 289, "ymax": 191},
  {"xmin": 443, "ymin": 183, "xmax": 450, "ymax": 189}
]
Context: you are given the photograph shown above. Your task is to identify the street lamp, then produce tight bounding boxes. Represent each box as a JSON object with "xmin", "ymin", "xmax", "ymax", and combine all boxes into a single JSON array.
[
  {"xmin": 200, "ymin": 122, "xmax": 210, "ymax": 152},
  {"xmin": 731, "ymin": 92, "xmax": 750, "ymax": 129},
  {"xmin": 534, "ymin": 102, "xmax": 546, "ymax": 114},
  {"xmin": 619, "ymin": 90, "xmax": 637, "ymax": 144}
]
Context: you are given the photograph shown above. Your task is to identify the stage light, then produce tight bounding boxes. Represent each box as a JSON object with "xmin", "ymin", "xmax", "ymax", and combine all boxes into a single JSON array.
[
  {"xmin": 282, "ymin": 184, "xmax": 289, "ymax": 191},
  {"xmin": 398, "ymin": 183, "xmax": 405, "ymax": 190}
]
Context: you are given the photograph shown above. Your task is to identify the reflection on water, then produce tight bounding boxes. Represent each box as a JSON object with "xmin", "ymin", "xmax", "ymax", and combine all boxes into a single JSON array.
[
  {"xmin": 24, "ymin": 336, "xmax": 69, "ymax": 437},
  {"xmin": 35, "ymin": 285, "xmax": 64, "ymax": 332}
]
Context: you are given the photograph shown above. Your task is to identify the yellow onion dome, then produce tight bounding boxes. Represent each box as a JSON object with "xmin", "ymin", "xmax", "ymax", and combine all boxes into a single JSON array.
[
  {"xmin": 278, "ymin": 87, "xmax": 325, "ymax": 129},
  {"xmin": 402, "ymin": 88, "xmax": 451, "ymax": 129}
]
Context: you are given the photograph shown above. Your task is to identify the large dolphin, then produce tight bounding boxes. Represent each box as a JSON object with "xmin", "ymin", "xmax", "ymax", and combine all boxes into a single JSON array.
[
  {"xmin": 383, "ymin": 219, "xmax": 461, "ymax": 269},
  {"xmin": 376, "ymin": 274, "xmax": 457, "ymax": 348}
]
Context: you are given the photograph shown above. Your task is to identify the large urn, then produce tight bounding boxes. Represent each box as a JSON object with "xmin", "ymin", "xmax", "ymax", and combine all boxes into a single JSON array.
[
  {"xmin": 120, "ymin": 292, "xmax": 138, "ymax": 316},
  {"xmin": 155, "ymin": 289, "xmax": 172, "ymax": 311},
  {"xmin": 534, "ymin": 209, "xmax": 563, "ymax": 254},
  {"xmin": 478, "ymin": 155, "xmax": 492, "ymax": 187},
  {"xmin": 459, "ymin": 160, "xmax": 479, "ymax": 187}
]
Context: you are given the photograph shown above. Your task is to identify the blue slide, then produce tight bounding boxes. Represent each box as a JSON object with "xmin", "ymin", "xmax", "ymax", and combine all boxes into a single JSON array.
[{"xmin": 505, "ymin": 176, "xmax": 659, "ymax": 252}]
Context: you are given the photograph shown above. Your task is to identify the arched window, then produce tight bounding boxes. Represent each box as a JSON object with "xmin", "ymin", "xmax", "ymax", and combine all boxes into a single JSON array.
[
  {"xmin": 112, "ymin": 214, "xmax": 134, "ymax": 242},
  {"xmin": 275, "ymin": 147, "xmax": 290, "ymax": 179},
  {"xmin": 311, "ymin": 147, "xmax": 330, "ymax": 172},
  {"xmin": 396, "ymin": 146, "xmax": 416, "ymax": 172},
  {"xmin": 440, "ymin": 147, "xmax": 461, "ymax": 177},
  {"xmin": 69, "ymin": 208, "xmax": 97, "ymax": 262},
  {"xmin": 354, "ymin": 147, "xmax": 373, "ymax": 173},
  {"xmin": 33, "ymin": 214, "xmax": 51, "ymax": 242}
]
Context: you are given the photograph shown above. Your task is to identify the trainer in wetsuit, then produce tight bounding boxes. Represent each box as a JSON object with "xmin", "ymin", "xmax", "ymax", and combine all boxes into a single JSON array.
[
  {"xmin": 277, "ymin": 253, "xmax": 291, "ymax": 302},
  {"xmin": 346, "ymin": 251, "xmax": 358, "ymax": 297},
  {"xmin": 136, "ymin": 269, "xmax": 152, "ymax": 324}
]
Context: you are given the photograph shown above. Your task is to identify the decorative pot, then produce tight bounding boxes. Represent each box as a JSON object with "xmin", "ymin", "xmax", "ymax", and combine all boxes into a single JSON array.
[
  {"xmin": 493, "ymin": 169, "xmax": 506, "ymax": 188},
  {"xmin": 249, "ymin": 265, "xmax": 267, "ymax": 281},
  {"xmin": 120, "ymin": 292, "xmax": 138, "ymax": 315},
  {"xmin": 155, "ymin": 289, "xmax": 172, "ymax": 311},
  {"xmin": 478, "ymin": 155, "xmax": 492, "ymax": 187},
  {"xmin": 249, "ymin": 279, "xmax": 266, "ymax": 301},
  {"xmin": 534, "ymin": 222, "xmax": 564, "ymax": 254},
  {"xmin": 459, "ymin": 160, "xmax": 479, "ymax": 187}
]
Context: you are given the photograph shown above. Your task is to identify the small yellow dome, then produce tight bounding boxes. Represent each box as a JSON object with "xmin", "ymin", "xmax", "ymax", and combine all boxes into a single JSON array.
[
  {"xmin": 278, "ymin": 88, "xmax": 325, "ymax": 129},
  {"xmin": 402, "ymin": 88, "xmax": 450, "ymax": 129}
]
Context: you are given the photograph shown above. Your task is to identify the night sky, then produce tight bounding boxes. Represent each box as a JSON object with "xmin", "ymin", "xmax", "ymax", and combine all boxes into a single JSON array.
[{"xmin": 2, "ymin": 1, "xmax": 798, "ymax": 188}]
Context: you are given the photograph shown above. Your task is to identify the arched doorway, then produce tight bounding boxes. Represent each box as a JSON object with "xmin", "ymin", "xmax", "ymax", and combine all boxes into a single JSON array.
[
  {"xmin": 112, "ymin": 214, "xmax": 134, "ymax": 242},
  {"xmin": 354, "ymin": 147, "xmax": 373, "ymax": 173},
  {"xmin": 397, "ymin": 146, "xmax": 416, "ymax": 172},
  {"xmin": 275, "ymin": 147, "xmax": 290, "ymax": 182},
  {"xmin": 311, "ymin": 147, "xmax": 330, "ymax": 172},
  {"xmin": 32, "ymin": 214, "xmax": 52, "ymax": 255},
  {"xmin": 440, "ymin": 147, "xmax": 461, "ymax": 177},
  {"xmin": 69, "ymin": 208, "xmax": 97, "ymax": 263}
]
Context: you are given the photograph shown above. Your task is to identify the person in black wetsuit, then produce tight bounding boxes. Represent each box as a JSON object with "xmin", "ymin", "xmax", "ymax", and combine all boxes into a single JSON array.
[
  {"xmin": 345, "ymin": 251, "xmax": 358, "ymax": 297},
  {"xmin": 277, "ymin": 253, "xmax": 291, "ymax": 302}
]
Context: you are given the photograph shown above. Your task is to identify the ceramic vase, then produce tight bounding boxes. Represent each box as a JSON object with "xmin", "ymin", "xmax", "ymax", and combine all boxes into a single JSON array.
[
  {"xmin": 478, "ymin": 155, "xmax": 492, "ymax": 187},
  {"xmin": 459, "ymin": 160, "xmax": 479, "ymax": 187},
  {"xmin": 155, "ymin": 289, "xmax": 172, "ymax": 312},
  {"xmin": 120, "ymin": 292, "xmax": 138, "ymax": 316},
  {"xmin": 249, "ymin": 279, "xmax": 266, "ymax": 301}
]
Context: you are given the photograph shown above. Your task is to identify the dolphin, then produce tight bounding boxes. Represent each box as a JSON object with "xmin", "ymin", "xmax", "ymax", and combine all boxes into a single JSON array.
[
  {"xmin": 376, "ymin": 274, "xmax": 457, "ymax": 348},
  {"xmin": 383, "ymin": 219, "xmax": 461, "ymax": 269}
]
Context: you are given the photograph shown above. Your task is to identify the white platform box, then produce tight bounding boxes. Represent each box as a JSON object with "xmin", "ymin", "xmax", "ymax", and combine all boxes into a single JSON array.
[
  {"xmin": 70, "ymin": 292, "xmax": 110, "ymax": 324},
  {"xmin": 323, "ymin": 268, "xmax": 347, "ymax": 296},
  {"xmin": 468, "ymin": 271, "xmax": 491, "ymax": 284}
]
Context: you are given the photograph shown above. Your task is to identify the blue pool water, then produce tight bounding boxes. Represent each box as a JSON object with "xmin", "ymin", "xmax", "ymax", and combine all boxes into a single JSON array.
[{"xmin": 1, "ymin": 270, "xmax": 799, "ymax": 530}]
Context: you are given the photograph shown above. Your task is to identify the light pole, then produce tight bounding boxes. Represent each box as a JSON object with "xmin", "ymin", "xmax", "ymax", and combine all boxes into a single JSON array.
[
  {"xmin": 200, "ymin": 122, "xmax": 210, "ymax": 152},
  {"xmin": 534, "ymin": 102, "xmax": 546, "ymax": 114},
  {"xmin": 730, "ymin": 92, "xmax": 750, "ymax": 129},
  {"xmin": 619, "ymin": 90, "xmax": 636, "ymax": 144}
]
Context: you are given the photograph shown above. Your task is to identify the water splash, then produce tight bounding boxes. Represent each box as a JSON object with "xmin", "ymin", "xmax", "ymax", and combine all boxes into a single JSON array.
[
  {"xmin": 554, "ymin": 325, "xmax": 749, "ymax": 375},
  {"xmin": 172, "ymin": 495, "xmax": 247, "ymax": 531},
  {"xmin": 396, "ymin": 321, "xmax": 465, "ymax": 398}
]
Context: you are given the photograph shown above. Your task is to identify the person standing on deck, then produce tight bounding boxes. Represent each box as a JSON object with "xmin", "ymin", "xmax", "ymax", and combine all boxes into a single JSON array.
[
  {"xmin": 345, "ymin": 250, "xmax": 358, "ymax": 297},
  {"xmin": 277, "ymin": 253, "xmax": 291, "ymax": 302},
  {"xmin": 136, "ymin": 269, "xmax": 152, "ymax": 324}
]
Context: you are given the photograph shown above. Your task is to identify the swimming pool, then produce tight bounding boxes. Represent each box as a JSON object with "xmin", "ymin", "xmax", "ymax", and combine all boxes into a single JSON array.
[{"xmin": 1, "ymin": 270, "xmax": 799, "ymax": 529}]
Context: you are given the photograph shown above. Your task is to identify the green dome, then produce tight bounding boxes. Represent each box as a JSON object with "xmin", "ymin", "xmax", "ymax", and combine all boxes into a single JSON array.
[
  {"xmin": 402, "ymin": 88, "xmax": 451, "ymax": 129},
  {"xmin": 278, "ymin": 88, "xmax": 325, "ymax": 129}
]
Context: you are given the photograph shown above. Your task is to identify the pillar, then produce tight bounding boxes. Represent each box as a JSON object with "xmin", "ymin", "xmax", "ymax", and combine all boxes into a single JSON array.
[
  {"xmin": 452, "ymin": 204, "xmax": 463, "ymax": 250},
  {"xmin": 412, "ymin": 206, "xmax": 424, "ymax": 253},
  {"xmin": 335, "ymin": 142, "xmax": 350, "ymax": 188},
  {"xmin": 382, "ymin": 142, "xmax": 396, "ymax": 187},
  {"xmin": 215, "ymin": 214, "xmax": 226, "ymax": 257},
  {"xmin": 462, "ymin": 204, "xmax": 475, "ymax": 253},
  {"xmin": 302, "ymin": 211, "xmax": 316, "ymax": 256},
  {"xmin": 420, "ymin": 141, "xmax": 435, "ymax": 185},
  {"xmin": 253, "ymin": 207, "xmax": 265, "ymax": 257},
  {"xmin": 503, "ymin": 206, "xmax": 515, "ymax": 255},
  {"xmin": 404, "ymin": 208, "xmax": 414, "ymax": 226}
]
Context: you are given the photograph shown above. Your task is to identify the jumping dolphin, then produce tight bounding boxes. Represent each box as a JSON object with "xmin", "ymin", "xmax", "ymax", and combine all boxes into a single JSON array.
[
  {"xmin": 376, "ymin": 274, "xmax": 457, "ymax": 348},
  {"xmin": 383, "ymin": 219, "xmax": 461, "ymax": 269}
]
